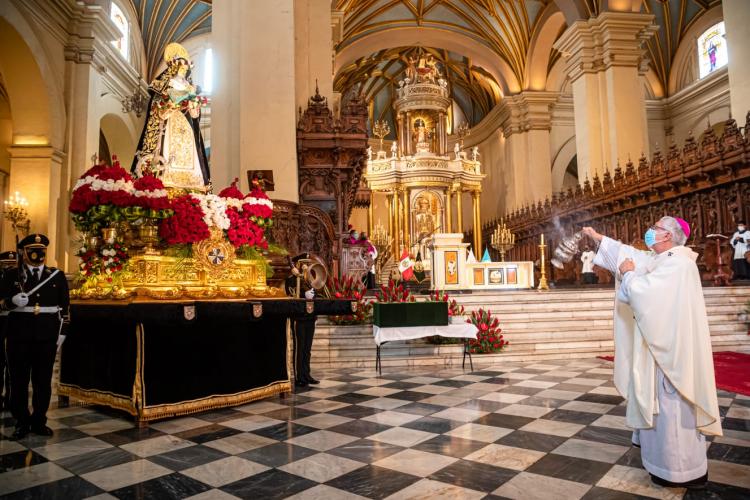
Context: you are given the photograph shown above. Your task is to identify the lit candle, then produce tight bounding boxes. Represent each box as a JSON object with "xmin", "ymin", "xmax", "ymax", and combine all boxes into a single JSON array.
[{"xmin": 540, "ymin": 233, "xmax": 544, "ymax": 245}]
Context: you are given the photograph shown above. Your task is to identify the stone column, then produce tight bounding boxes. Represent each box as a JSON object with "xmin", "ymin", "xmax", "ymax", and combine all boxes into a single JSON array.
[
  {"xmin": 294, "ymin": 0, "xmax": 334, "ymax": 111},
  {"xmin": 725, "ymin": 0, "xmax": 750, "ymax": 118},
  {"xmin": 445, "ymin": 188, "xmax": 452, "ymax": 233},
  {"xmin": 554, "ymin": 12, "xmax": 656, "ymax": 181},
  {"xmin": 405, "ymin": 112, "xmax": 412, "ymax": 156},
  {"xmin": 501, "ymin": 91, "xmax": 557, "ymax": 208},
  {"xmin": 386, "ymin": 193, "xmax": 394, "ymax": 256},
  {"xmin": 396, "ymin": 113, "xmax": 404, "ymax": 156},
  {"xmin": 212, "ymin": 0, "xmax": 298, "ymax": 200}
]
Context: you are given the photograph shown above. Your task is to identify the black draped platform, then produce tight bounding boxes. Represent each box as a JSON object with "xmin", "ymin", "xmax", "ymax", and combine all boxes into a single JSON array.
[{"xmin": 58, "ymin": 299, "xmax": 353, "ymax": 423}]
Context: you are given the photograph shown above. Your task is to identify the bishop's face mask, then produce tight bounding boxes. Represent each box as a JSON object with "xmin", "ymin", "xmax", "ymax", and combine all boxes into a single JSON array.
[
  {"xmin": 644, "ymin": 227, "xmax": 668, "ymax": 249},
  {"xmin": 24, "ymin": 247, "xmax": 46, "ymax": 266}
]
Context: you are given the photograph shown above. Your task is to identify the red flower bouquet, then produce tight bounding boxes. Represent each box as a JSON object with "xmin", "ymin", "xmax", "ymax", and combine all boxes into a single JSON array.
[
  {"xmin": 132, "ymin": 173, "xmax": 170, "ymax": 211},
  {"xmin": 327, "ymin": 275, "xmax": 372, "ymax": 325},
  {"xmin": 375, "ymin": 279, "xmax": 415, "ymax": 303},
  {"xmin": 159, "ymin": 194, "xmax": 210, "ymax": 245},
  {"xmin": 467, "ymin": 308, "xmax": 508, "ymax": 354}
]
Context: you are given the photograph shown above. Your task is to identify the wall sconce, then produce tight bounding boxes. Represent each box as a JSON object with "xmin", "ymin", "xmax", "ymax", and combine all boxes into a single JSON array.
[
  {"xmin": 3, "ymin": 191, "xmax": 31, "ymax": 237},
  {"xmin": 121, "ymin": 86, "xmax": 148, "ymax": 117}
]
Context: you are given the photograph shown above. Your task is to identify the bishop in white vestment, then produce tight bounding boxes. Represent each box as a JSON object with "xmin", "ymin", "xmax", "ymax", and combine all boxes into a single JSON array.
[{"xmin": 583, "ymin": 216, "xmax": 722, "ymax": 488}]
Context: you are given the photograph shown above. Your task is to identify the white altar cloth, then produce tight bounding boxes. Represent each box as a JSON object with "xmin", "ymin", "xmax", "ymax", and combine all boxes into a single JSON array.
[{"xmin": 373, "ymin": 323, "xmax": 477, "ymax": 346}]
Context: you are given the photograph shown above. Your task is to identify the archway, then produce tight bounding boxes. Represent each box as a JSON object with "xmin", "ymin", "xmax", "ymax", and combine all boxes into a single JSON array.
[
  {"xmin": 0, "ymin": 10, "xmax": 65, "ymax": 262},
  {"xmin": 551, "ymin": 135, "xmax": 578, "ymax": 191},
  {"xmin": 100, "ymin": 112, "xmax": 138, "ymax": 168}
]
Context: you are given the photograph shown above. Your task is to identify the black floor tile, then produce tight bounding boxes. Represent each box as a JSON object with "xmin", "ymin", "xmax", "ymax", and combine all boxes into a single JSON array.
[
  {"xmin": 581, "ymin": 486, "xmax": 651, "ymax": 499},
  {"xmin": 616, "ymin": 446, "xmax": 643, "ymax": 469},
  {"xmin": 328, "ymin": 393, "xmax": 378, "ymax": 405},
  {"xmin": 250, "ymin": 422, "xmax": 318, "ymax": 441},
  {"xmin": 96, "ymin": 427, "xmax": 166, "ymax": 446},
  {"xmin": 148, "ymin": 445, "xmax": 229, "ymax": 471},
  {"xmin": 496, "ymin": 430, "xmax": 568, "ymax": 453},
  {"xmin": 576, "ymin": 426, "xmax": 634, "ymax": 447},
  {"xmin": 412, "ymin": 435, "xmax": 487, "ymax": 458},
  {"xmin": 261, "ymin": 407, "xmax": 317, "ymax": 421},
  {"xmin": 575, "ymin": 393, "xmax": 624, "ymax": 405},
  {"xmin": 498, "ymin": 386, "xmax": 543, "ymax": 396},
  {"xmin": 110, "ymin": 472, "xmax": 211, "ymax": 499},
  {"xmin": 2, "ymin": 476, "xmax": 102, "ymax": 500},
  {"xmin": 707, "ymin": 442, "xmax": 750, "ymax": 466},
  {"xmin": 238, "ymin": 442, "xmax": 317, "ymax": 467},
  {"xmin": 385, "ymin": 390, "xmax": 433, "ymax": 402},
  {"xmin": 543, "ymin": 409, "xmax": 601, "ymax": 425},
  {"xmin": 17, "ymin": 427, "xmax": 89, "ymax": 447},
  {"xmin": 526, "ymin": 453, "xmax": 613, "ymax": 484},
  {"xmin": 433, "ymin": 379, "xmax": 472, "ymax": 388},
  {"xmin": 0, "ymin": 449, "xmax": 47, "ymax": 472},
  {"xmin": 326, "ymin": 464, "xmax": 421, "ymax": 499},
  {"xmin": 430, "ymin": 459, "xmax": 517, "ymax": 492},
  {"xmin": 402, "ymin": 416, "xmax": 464, "ymax": 434},
  {"xmin": 327, "ymin": 438, "xmax": 404, "ymax": 463},
  {"xmin": 381, "ymin": 381, "xmax": 422, "ymax": 390},
  {"xmin": 56, "ymin": 413, "xmax": 113, "ymax": 427},
  {"xmin": 683, "ymin": 481, "xmax": 750, "ymax": 500},
  {"xmin": 329, "ymin": 404, "xmax": 383, "ymax": 419},
  {"xmin": 194, "ymin": 408, "xmax": 247, "ymax": 423},
  {"xmin": 718, "ymin": 418, "xmax": 749, "ymax": 432},
  {"xmin": 607, "ymin": 405, "xmax": 628, "ymax": 416},
  {"xmin": 56, "ymin": 447, "xmax": 138, "ymax": 475},
  {"xmin": 174, "ymin": 424, "xmax": 242, "ymax": 444},
  {"xmin": 475, "ymin": 412, "xmax": 534, "ymax": 429},
  {"xmin": 222, "ymin": 468, "xmax": 317, "ymax": 498},
  {"xmin": 395, "ymin": 402, "xmax": 446, "ymax": 416},
  {"xmin": 327, "ymin": 419, "xmax": 392, "ymax": 438}
]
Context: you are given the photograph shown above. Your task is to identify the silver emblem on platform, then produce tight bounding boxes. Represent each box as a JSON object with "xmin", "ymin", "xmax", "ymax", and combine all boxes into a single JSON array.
[
  {"xmin": 252, "ymin": 303, "xmax": 263, "ymax": 318},
  {"xmin": 183, "ymin": 305, "xmax": 196, "ymax": 320},
  {"xmin": 351, "ymin": 301, "xmax": 358, "ymax": 312},
  {"xmin": 306, "ymin": 301, "xmax": 314, "ymax": 314}
]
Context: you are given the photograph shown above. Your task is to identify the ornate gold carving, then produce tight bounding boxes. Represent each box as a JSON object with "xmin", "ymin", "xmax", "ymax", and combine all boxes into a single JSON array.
[{"xmin": 192, "ymin": 228, "xmax": 237, "ymax": 281}]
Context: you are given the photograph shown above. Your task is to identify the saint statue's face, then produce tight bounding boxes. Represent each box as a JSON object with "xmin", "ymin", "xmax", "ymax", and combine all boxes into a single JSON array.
[{"xmin": 417, "ymin": 198, "xmax": 429, "ymax": 212}]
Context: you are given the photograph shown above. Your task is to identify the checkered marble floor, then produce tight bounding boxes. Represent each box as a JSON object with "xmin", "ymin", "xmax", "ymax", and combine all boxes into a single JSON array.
[{"xmin": 1, "ymin": 358, "xmax": 749, "ymax": 499}]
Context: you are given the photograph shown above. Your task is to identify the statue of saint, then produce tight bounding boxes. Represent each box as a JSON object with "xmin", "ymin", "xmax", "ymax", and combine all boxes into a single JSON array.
[
  {"xmin": 132, "ymin": 43, "xmax": 210, "ymax": 190},
  {"xmin": 414, "ymin": 195, "xmax": 436, "ymax": 242}
]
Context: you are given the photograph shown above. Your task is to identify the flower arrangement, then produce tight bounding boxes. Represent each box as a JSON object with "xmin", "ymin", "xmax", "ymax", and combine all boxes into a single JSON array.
[
  {"xmin": 375, "ymin": 279, "xmax": 415, "ymax": 303},
  {"xmin": 327, "ymin": 275, "xmax": 372, "ymax": 325},
  {"xmin": 158, "ymin": 194, "xmax": 211, "ymax": 245},
  {"xmin": 69, "ymin": 156, "xmax": 135, "ymax": 233},
  {"xmin": 132, "ymin": 173, "xmax": 170, "ymax": 212},
  {"xmin": 100, "ymin": 241, "xmax": 128, "ymax": 275},
  {"xmin": 466, "ymin": 308, "xmax": 508, "ymax": 354}
]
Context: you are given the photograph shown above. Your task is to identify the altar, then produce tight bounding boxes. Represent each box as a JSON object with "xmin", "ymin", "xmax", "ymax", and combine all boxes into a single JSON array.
[{"xmin": 59, "ymin": 298, "xmax": 353, "ymax": 424}]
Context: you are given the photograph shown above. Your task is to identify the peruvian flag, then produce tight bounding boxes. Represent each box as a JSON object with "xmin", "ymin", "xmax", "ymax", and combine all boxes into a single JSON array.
[{"xmin": 398, "ymin": 249, "xmax": 414, "ymax": 281}]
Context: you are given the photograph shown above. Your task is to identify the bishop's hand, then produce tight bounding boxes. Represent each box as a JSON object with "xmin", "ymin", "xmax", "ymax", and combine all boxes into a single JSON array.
[
  {"xmin": 618, "ymin": 258, "xmax": 635, "ymax": 275},
  {"xmin": 582, "ymin": 227, "xmax": 603, "ymax": 243}
]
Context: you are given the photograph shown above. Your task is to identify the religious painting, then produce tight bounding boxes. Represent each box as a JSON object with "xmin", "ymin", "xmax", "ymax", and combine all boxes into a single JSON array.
[
  {"xmin": 488, "ymin": 268, "xmax": 504, "ymax": 284},
  {"xmin": 506, "ymin": 266, "xmax": 518, "ymax": 284},
  {"xmin": 473, "ymin": 267, "xmax": 484, "ymax": 285},
  {"xmin": 698, "ymin": 22, "xmax": 728, "ymax": 78},
  {"xmin": 445, "ymin": 251, "xmax": 458, "ymax": 284}
]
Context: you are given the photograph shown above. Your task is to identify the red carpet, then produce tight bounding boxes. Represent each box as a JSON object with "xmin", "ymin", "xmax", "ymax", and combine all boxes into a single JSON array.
[{"xmin": 598, "ymin": 352, "xmax": 750, "ymax": 396}]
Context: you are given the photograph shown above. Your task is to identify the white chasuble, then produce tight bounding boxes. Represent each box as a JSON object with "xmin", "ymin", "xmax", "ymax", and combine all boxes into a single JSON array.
[{"xmin": 593, "ymin": 237, "xmax": 722, "ymax": 481}]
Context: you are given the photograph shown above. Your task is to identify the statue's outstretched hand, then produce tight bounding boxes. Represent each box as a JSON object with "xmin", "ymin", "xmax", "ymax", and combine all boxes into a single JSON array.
[{"xmin": 582, "ymin": 227, "xmax": 603, "ymax": 243}]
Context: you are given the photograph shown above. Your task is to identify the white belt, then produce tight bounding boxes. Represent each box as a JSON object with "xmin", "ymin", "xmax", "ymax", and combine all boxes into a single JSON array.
[{"xmin": 11, "ymin": 306, "xmax": 60, "ymax": 314}]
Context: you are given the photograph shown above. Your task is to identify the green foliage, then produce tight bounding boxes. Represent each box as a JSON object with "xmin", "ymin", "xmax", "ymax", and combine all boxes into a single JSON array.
[{"xmin": 327, "ymin": 275, "xmax": 372, "ymax": 325}]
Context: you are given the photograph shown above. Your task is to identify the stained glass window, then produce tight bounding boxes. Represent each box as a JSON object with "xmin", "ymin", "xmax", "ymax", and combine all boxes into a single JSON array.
[
  {"xmin": 698, "ymin": 22, "xmax": 727, "ymax": 79},
  {"xmin": 110, "ymin": 3, "xmax": 129, "ymax": 60}
]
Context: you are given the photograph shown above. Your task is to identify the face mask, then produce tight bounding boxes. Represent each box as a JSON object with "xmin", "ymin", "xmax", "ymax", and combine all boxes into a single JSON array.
[
  {"xmin": 24, "ymin": 248, "xmax": 46, "ymax": 266},
  {"xmin": 352, "ymin": 232, "xmax": 359, "ymax": 240},
  {"xmin": 739, "ymin": 226, "xmax": 746, "ymax": 233},
  {"xmin": 644, "ymin": 229, "xmax": 661, "ymax": 249}
]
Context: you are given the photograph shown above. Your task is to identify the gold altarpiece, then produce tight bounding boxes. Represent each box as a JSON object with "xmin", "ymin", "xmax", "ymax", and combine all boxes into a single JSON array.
[{"xmin": 364, "ymin": 55, "xmax": 485, "ymax": 271}]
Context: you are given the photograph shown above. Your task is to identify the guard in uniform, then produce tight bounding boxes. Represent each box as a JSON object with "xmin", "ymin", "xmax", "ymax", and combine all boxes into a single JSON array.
[
  {"xmin": 285, "ymin": 253, "xmax": 319, "ymax": 388},
  {"xmin": 0, "ymin": 251, "xmax": 18, "ymax": 409},
  {"xmin": 1, "ymin": 234, "xmax": 70, "ymax": 439}
]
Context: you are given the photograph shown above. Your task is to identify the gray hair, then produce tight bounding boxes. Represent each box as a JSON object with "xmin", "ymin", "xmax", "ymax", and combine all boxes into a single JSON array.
[{"xmin": 659, "ymin": 216, "xmax": 687, "ymax": 246}]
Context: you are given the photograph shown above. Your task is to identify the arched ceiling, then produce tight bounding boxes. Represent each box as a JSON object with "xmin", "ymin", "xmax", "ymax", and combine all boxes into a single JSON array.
[
  {"xmin": 335, "ymin": 0, "xmax": 552, "ymax": 89},
  {"xmin": 642, "ymin": 0, "xmax": 722, "ymax": 95},
  {"xmin": 335, "ymin": 46, "xmax": 502, "ymax": 137},
  {"xmin": 127, "ymin": 0, "xmax": 212, "ymax": 79}
]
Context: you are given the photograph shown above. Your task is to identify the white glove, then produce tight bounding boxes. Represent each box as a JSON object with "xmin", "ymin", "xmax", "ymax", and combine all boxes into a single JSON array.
[
  {"xmin": 304, "ymin": 289, "xmax": 315, "ymax": 300},
  {"xmin": 12, "ymin": 293, "xmax": 28, "ymax": 308}
]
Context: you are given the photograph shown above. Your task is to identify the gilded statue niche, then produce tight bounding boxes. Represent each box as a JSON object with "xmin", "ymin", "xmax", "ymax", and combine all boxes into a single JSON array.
[{"xmin": 412, "ymin": 190, "xmax": 442, "ymax": 244}]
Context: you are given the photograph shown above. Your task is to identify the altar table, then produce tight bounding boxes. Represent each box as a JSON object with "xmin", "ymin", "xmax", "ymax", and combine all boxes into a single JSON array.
[{"xmin": 58, "ymin": 298, "xmax": 353, "ymax": 424}]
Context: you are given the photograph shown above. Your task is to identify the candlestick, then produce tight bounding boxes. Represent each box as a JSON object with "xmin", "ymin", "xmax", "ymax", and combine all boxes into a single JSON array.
[
  {"xmin": 490, "ymin": 218, "xmax": 515, "ymax": 262},
  {"xmin": 538, "ymin": 233, "xmax": 549, "ymax": 291}
]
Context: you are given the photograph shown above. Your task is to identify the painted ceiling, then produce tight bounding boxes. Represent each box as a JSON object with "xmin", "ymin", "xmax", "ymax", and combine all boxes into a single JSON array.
[{"xmin": 127, "ymin": 0, "xmax": 212, "ymax": 79}]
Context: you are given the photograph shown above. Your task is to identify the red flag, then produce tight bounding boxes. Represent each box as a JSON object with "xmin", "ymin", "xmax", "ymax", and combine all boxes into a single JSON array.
[{"xmin": 398, "ymin": 249, "xmax": 414, "ymax": 281}]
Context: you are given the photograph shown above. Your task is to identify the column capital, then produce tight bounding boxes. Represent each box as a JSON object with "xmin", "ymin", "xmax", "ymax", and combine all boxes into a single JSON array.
[
  {"xmin": 554, "ymin": 11, "xmax": 657, "ymax": 83},
  {"xmin": 501, "ymin": 91, "xmax": 558, "ymax": 136}
]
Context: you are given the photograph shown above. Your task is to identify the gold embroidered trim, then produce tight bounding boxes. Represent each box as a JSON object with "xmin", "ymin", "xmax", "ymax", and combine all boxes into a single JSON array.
[{"xmin": 57, "ymin": 384, "xmax": 137, "ymax": 416}]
